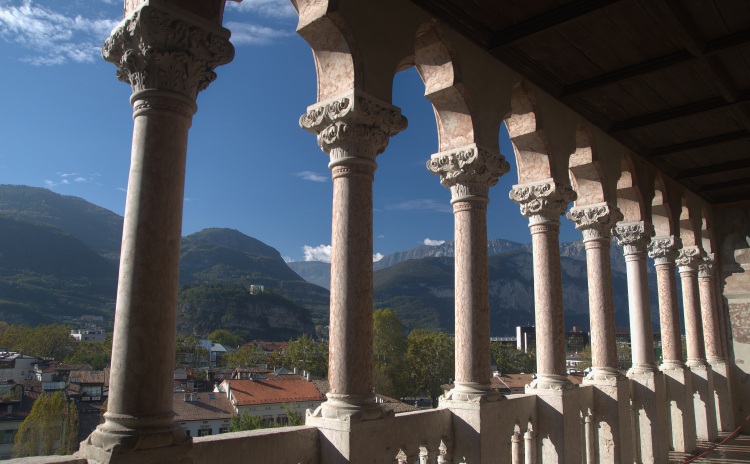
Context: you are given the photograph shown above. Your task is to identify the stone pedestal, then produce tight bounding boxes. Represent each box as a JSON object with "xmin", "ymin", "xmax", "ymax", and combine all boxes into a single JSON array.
[
  {"xmin": 440, "ymin": 399, "xmax": 509, "ymax": 464},
  {"xmin": 428, "ymin": 144, "xmax": 509, "ymax": 402},
  {"xmin": 661, "ymin": 365, "xmax": 697, "ymax": 453},
  {"xmin": 81, "ymin": 3, "xmax": 233, "ymax": 463},
  {"xmin": 628, "ymin": 369, "xmax": 669, "ymax": 463},
  {"xmin": 301, "ymin": 92, "xmax": 406, "ymax": 420},
  {"xmin": 527, "ymin": 385, "xmax": 582, "ymax": 464},
  {"xmin": 687, "ymin": 361, "xmax": 718, "ymax": 442},
  {"xmin": 709, "ymin": 360, "xmax": 734, "ymax": 432},
  {"xmin": 582, "ymin": 376, "xmax": 633, "ymax": 464}
]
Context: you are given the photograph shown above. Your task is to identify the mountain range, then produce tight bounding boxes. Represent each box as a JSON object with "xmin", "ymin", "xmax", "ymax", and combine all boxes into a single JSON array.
[{"xmin": 0, "ymin": 184, "xmax": 665, "ymax": 338}]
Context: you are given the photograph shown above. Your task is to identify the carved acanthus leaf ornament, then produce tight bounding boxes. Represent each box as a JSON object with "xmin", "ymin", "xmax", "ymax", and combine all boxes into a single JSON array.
[
  {"xmin": 509, "ymin": 180, "xmax": 577, "ymax": 221},
  {"xmin": 427, "ymin": 146, "xmax": 510, "ymax": 200},
  {"xmin": 699, "ymin": 253, "xmax": 716, "ymax": 278},
  {"xmin": 613, "ymin": 221, "xmax": 655, "ymax": 253},
  {"xmin": 102, "ymin": 5, "xmax": 234, "ymax": 100},
  {"xmin": 676, "ymin": 246, "xmax": 705, "ymax": 269},
  {"xmin": 566, "ymin": 203, "xmax": 624, "ymax": 240},
  {"xmin": 299, "ymin": 94, "xmax": 408, "ymax": 162},
  {"xmin": 647, "ymin": 236, "xmax": 682, "ymax": 264}
]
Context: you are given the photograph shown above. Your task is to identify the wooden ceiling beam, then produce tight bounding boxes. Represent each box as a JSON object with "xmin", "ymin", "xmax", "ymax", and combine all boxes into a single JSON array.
[
  {"xmin": 648, "ymin": 131, "xmax": 750, "ymax": 158},
  {"xmin": 488, "ymin": 0, "xmax": 624, "ymax": 50},
  {"xmin": 609, "ymin": 91, "xmax": 750, "ymax": 133},
  {"xmin": 677, "ymin": 158, "xmax": 750, "ymax": 180},
  {"xmin": 696, "ymin": 178, "xmax": 750, "ymax": 193},
  {"xmin": 407, "ymin": 0, "xmax": 494, "ymax": 45}
]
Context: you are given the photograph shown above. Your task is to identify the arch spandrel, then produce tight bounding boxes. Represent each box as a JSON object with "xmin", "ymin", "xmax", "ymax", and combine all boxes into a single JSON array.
[
  {"xmin": 568, "ymin": 124, "xmax": 607, "ymax": 206},
  {"xmin": 678, "ymin": 196, "xmax": 701, "ymax": 248},
  {"xmin": 700, "ymin": 205, "xmax": 717, "ymax": 256},
  {"xmin": 652, "ymin": 174, "xmax": 677, "ymax": 237},
  {"xmin": 616, "ymin": 154, "xmax": 653, "ymax": 223}
]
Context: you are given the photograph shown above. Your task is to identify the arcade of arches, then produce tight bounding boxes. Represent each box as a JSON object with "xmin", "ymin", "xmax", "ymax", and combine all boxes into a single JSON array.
[{"xmin": 31, "ymin": 1, "xmax": 750, "ymax": 463}]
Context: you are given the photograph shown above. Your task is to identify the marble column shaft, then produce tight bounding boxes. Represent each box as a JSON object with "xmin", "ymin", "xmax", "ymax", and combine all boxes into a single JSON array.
[
  {"xmin": 698, "ymin": 256, "xmax": 723, "ymax": 363},
  {"xmin": 567, "ymin": 203, "xmax": 623, "ymax": 377},
  {"xmin": 82, "ymin": 4, "xmax": 233, "ymax": 462},
  {"xmin": 428, "ymin": 145, "xmax": 508, "ymax": 400},
  {"xmin": 614, "ymin": 222, "xmax": 657, "ymax": 370},
  {"xmin": 677, "ymin": 247, "xmax": 707, "ymax": 366},
  {"xmin": 510, "ymin": 180, "xmax": 576, "ymax": 387},
  {"xmin": 300, "ymin": 92, "xmax": 406, "ymax": 420},
  {"xmin": 648, "ymin": 237, "xmax": 683, "ymax": 366}
]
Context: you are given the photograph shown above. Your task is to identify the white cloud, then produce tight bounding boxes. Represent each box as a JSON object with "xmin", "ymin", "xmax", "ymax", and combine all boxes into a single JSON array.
[
  {"xmin": 283, "ymin": 256, "xmax": 294, "ymax": 263},
  {"xmin": 44, "ymin": 171, "xmax": 100, "ymax": 187},
  {"xmin": 227, "ymin": 0, "xmax": 297, "ymax": 20},
  {"xmin": 388, "ymin": 199, "xmax": 452, "ymax": 213},
  {"xmin": 303, "ymin": 244, "xmax": 331, "ymax": 263},
  {"xmin": 373, "ymin": 253, "xmax": 384, "ymax": 262},
  {"xmin": 423, "ymin": 238, "xmax": 445, "ymax": 246},
  {"xmin": 225, "ymin": 21, "xmax": 292, "ymax": 45},
  {"xmin": 295, "ymin": 171, "xmax": 327, "ymax": 182},
  {"xmin": 0, "ymin": 1, "xmax": 119, "ymax": 65},
  {"xmin": 377, "ymin": 234, "xmax": 385, "ymax": 239}
]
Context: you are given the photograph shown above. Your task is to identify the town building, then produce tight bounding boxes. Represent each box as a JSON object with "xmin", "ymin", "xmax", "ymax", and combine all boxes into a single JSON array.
[
  {"xmin": 18, "ymin": 1, "xmax": 750, "ymax": 463},
  {"xmin": 173, "ymin": 392, "xmax": 234, "ymax": 438},
  {"xmin": 0, "ymin": 354, "xmax": 37, "ymax": 383},
  {"xmin": 70, "ymin": 329, "xmax": 107, "ymax": 343}
]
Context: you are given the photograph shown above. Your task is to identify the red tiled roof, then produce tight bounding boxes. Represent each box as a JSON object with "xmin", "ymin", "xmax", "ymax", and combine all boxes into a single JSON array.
[
  {"xmin": 172, "ymin": 392, "xmax": 234, "ymax": 422},
  {"xmin": 226, "ymin": 379, "xmax": 324, "ymax": 406},
  {"xmin": 248, "ymin": 341, "xmax": 289, "ymax": 352},
  {"xmin": 69, "ymin": 369, "xmax": 109, "ymax": 385}
]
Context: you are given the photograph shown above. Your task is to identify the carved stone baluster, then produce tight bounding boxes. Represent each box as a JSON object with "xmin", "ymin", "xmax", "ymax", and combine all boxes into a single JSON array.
[
  {"xmin": 511, "ymin": 426, "xmax": 524, "ymax": 464},
  {"xmin": 81, "ymin": 3, "xmax": 233, "ymax": 462},
  {"xmin": 524, "ymin": 423, "xmax": 537, "ymax": 464}
]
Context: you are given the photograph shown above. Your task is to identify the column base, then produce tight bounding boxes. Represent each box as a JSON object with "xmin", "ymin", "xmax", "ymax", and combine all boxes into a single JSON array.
[
  {"xmin": 687, "ymin": 362, "xmax": 719, "ymax": 441},
  {"xmin": 79, "ymin": 414, "xmax": 191, "ymax": 464},
  {"xmin": 310, "ymin": 392, "xmax": 392, "ymax": 422},
  {"xmin": 438, "ymin": 397, "xmax": 508, "ymax": 464},
  {"xmin": 627, "ymin": 369, "xmax": 669, "ymax": 464},
  {"xmin": 660, "ymin": 363, "xmax": 697, "ymax": 453},
  {"xmin": 583, "ymin": 375, "xmax": 633, "ymax": 464},
  {"xmin": 442, "ymin": 381, "xmax": 502, "ymax": 402},
  {"xmin": 525, "ymin": 374, "xmax": 575, "ymax": 392},
  {"xmin": 708, "ymin": 359, "xmax": 735, "ymax": 432}
]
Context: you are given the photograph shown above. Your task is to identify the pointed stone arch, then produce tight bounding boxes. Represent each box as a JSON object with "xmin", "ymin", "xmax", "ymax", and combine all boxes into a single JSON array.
[
  {"xmin": 652, "ymin": 174, "xmax": 676, "ymax": 237},
  {"xmin": 616, "ymin": 154, "xmax": 647, "ymax": 223},
  {"xmin": 679, "ymin": 196, "xmax": 700, "ymax": 248},
  {"xmin": 568, "ymin": 124, "xmax": 607, "ymax": 206}
]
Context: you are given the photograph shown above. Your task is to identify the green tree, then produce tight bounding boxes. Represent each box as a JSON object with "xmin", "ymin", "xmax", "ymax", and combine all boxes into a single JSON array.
[
  {"xmin": 228, "ymin": 412, "xmax": 265, "ymax": 432},
  {"xmin": 175, "ymin": 335, "xmax": 209, "ymax": 367},
  {"xmin": 0, "ymin": 324, "xmax": 75, "ymax": 360},
  {"xmin": 207, "ymin": 329, "xmax": 243, "ymax": 348},
  {"xmin": 65, "ymin": 339, "xmax": 112, "ymax": 370},
  {"xmin": 406, "ymin": 329, "xmax": 454, "ymax": 404},
  {"xmin": 267, "ymin": 349, "xmax": 285, "ymax": 370},
  {"xmin": 14, "ymin": 391, "xmax": 78, "ymax": 457},
  {"xmin": 373, "ymin": 309, "xmax": 408, "ymax": 398},
  {"xmin": 491, "ymin": 343, "xmax": 536, "ymax": 374},
  {"xmin": 282, "ymin": 403, "xmax": 304, "ymax": 426},
  {"xmin": 285, "ymin": 334, "xmax": 328, "ymax": 377},
  {"xmin": 223, "ymin": 345, "xmax": 267, "ymax": 368},
  {"xmin": 579, "ymin": 344, "xmax": 592, "ymax": 370}
]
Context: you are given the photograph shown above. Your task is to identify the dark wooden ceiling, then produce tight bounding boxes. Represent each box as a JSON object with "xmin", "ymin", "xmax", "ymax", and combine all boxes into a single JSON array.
[{"xmin": 408, "ymin": 0, "xmax": 750, "ymax": 204}]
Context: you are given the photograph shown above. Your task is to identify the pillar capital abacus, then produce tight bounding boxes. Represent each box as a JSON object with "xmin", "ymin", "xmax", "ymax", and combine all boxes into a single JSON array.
[
  {"xmin": 676, "ymin": 246, "xmax": 705, "ymax": 272},
  {"xmin": 509, "ymin": 179, "xmax": 577, "ymax": 225},
  {"xmin": 427, "ymin": 144, "xmax": 510, "ymax": 203},
  {"xmin": 647, "ymin": 236, "xmax": 682, "ymax": 265},
  {"xmin": 102, "ymin": 3, "xmax": 234, "ymax": 102},
  {"xmin": 300, "ymin": 92, "xmax": 407, "ymax": 166},
  {"xmin": 613, "ymin": 221, "xmax": 655, "ymax": 255},
  {"xmin": 566, "ymin": 202, "xmax": 623, "ymax": 242},
  {"xmin": 699, "ymin": 253, "xmax": 716, "ymax": 278}
]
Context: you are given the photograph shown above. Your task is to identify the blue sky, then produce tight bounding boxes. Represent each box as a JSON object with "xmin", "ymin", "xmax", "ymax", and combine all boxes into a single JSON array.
[{"xmin": 0, "ymin": 0, "xmax": 580, "ymax": 262}]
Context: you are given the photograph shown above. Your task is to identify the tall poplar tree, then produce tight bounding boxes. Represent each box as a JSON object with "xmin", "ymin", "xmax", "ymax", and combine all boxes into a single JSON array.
[{"xmin": 14, "ymin": 391, "xmax": 79, "ymax": 457}]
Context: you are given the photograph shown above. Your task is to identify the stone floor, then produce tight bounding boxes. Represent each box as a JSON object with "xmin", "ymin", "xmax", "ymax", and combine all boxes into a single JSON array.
[{"xmin": 670, "ymin": 434, "xmax": 750, "ymax": 463}]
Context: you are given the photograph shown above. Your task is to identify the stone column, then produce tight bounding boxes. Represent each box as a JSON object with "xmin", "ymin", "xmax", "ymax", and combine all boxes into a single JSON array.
[
  {"xmin": 428, "ymin": 145, "xmax": 509, "ymax": 464},
  {"xmin": 510, "ymin": 179, "xmax": 581, "ymax": 464},
  {"xmin": 300, "ymin": 92, "xmax": 406, "ymax": 421},
  {"xmin": 428, "ymin": 144, "xmax": 509, "ymax": 402},
  {"xmin": 613, "ymin": 222, "xmax": 668, "ymax": 464},
  {"xmin": 567, "ymin": 203, "xmax": 632, "ymax": 464},
  {"xmin": 80, "ymin": 3, "xmax": 233, "ymax": 463},
  {"xmin": 678, "ymin": 247, "xmax": 719, "ymax": 441},
  {"xmin": 649, "ymin": 236, "xmax": 697, "ymax": 453},
  {"xmin": 699, "ymin": 255, "xmax": 734, "ymax": 432}
]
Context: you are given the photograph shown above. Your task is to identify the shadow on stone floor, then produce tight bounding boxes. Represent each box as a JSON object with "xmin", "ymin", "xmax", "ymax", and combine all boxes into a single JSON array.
[{"xmin": 669, "ymin": 433, "xmax": 750, "ymax": 463}]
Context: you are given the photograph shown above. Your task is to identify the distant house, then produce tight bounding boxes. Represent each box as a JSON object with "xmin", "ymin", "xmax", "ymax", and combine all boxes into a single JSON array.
[
  {"xmin": 218, "ymin": 376, "xmax": 325, "ymax": 426},
  {"xmin": 68, "ymin": 369, "xmax": 109, "ymax": 402},
  {"xmin": 70, "ymin": 328, "xmax": 107, "ymax": 343},
  {"xmin": 173, "ymin": 392, "xmax": 234, "ymax": 437},
  {"xmin": 0, "ymin": 353, "xmax": 38, "ymax": 383}
]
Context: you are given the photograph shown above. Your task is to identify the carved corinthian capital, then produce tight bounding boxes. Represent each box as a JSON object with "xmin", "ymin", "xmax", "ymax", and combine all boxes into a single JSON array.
[
  {"xmin": 509, "ymin": 179, "xmax": 577, "ymax": 222},
  {"xmin": 566, "ymin": 203, "xmax": 623, "ymax": 241},
  {"xmin": 426, "ymin": 144, "xmax": 510, "ymax": 201},
  {"xmin": 102, "ymin": 4, "xmax": 234, "ymax": 100},
  {"xmin": 676, "ymin": 245, "xmax": 705, "ymax": 270},
  {"xmin": 647, "ymin": 236, "xmax": 682, "ymax": 265},
  {"xmin": 299, "ymin": 92, "xmax": 408, "ymax": 164},
  {"xmin": 699, "ymin": 253, "xmax": 716, "ymax": 278},
  {"xmin": 613, "ymin": 221, "xmax": 655, "ymax": 254}
]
